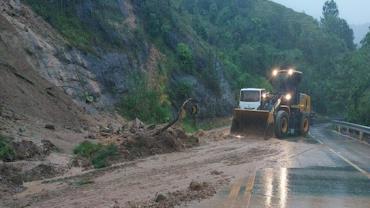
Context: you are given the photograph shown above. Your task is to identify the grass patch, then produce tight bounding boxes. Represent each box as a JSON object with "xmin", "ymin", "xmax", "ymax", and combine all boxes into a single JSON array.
[
  {"xmin": 73, "ymin": 141, "xmax": 118, "ymax": 169},
  {"xmin": 0, "ymin": 135, "xmax": 15, "ymax": 162}
]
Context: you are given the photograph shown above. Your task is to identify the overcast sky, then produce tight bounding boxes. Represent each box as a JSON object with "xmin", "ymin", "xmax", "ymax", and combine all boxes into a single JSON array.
[{"xmin": 271, "ymin": 0, "xmax": 370, "ymax": 25}]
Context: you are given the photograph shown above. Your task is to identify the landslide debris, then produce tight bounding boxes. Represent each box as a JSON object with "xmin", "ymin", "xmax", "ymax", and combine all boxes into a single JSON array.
[
  {"xmin": 0, "ymin": 136, "xmax": 65, "ymax": 195},
  {"xmin": 73, "ymin": 118, "xmax": 199, "ymax": 169},
  {"xmin": 0, "ymin": 162, "xmax": 65, "ymax": 198},
  {"xmin": 23, "ymin": 164, "xmax": 65, "ymax": 182},
  {"xmin": 1, "ymin": 136, "xmax": 57, "ymax": 162},
  {"xmin": 127, "ymin": 181, "xmax": 216, "ymax": 208},
  {"xmin": 116, "ymin": 118, "xmax": 199, "ymax": 160},
  {"xmin": 0, "ymin": 164, "xmax": 24, "ymax": 198}
]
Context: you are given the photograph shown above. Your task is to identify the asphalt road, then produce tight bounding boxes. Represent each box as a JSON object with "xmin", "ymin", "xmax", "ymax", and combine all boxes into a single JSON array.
[{"xmin": 191, "ymin": 124, "xmax": 370, "ymax": 208}]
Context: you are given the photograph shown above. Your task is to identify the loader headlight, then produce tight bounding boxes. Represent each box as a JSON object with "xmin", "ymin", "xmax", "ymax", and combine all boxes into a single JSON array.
[
  {"xmin": 285, "ymin": 93, "xmax": 292, "ymax": 101},
  {"xmin": 262, "ymin": 93, "xmax": 267, "ymax": 99},
  {"xmin": 288, "ymin": 68, "xmax": 294, "ymax": 76},
  {"xmin": 272, "ymin": 69, "xmax": 279, "ymax": 77}
]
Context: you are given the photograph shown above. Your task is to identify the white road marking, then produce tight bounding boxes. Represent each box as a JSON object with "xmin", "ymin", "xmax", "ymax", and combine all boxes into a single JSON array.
[
  {"xmin": 328, "ymin": 148, "xmax": 370, "ymax": 179},
  {"xmin": 309, "ymin": 131, "xmax": 370, "ymax": 179},
  {"xmin": 308, "ymin": 132, "xmax": 323, "ymax": 144}
]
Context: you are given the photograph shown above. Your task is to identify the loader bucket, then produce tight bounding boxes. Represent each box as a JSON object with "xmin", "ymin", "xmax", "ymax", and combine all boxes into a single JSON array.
[{"xmin": 230, "ymin": 109, "xmax": 274, "ymax": 138}]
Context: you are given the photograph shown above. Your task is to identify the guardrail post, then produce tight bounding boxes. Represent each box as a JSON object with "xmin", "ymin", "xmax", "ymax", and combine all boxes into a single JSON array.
[
  {"xmin": 359, "ymin": 131, "xmax": 364, "ymax": 141},
  {"xmin": 332, "ymin": 120, "xmax": 370, "ymax": 144}
]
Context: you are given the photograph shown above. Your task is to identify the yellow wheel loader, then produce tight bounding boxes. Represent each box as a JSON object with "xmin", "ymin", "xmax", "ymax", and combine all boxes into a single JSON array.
[{"xmin": 230, "ymin": 69, "xmax": 311, "ymax": 138}]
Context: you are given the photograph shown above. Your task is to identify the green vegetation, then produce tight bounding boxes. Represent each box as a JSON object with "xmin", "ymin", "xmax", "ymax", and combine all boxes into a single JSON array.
[
  {"xmin": 23, "ymin": 0, "xmax": 127, "ymax": 51},
  {"xmin": 182, "ymin": 117, "xmax": 198, "ymax": 133},
  {"xmin": 23, "ymin": 0, "xmax": 93, "ymax": 50},
  {"xmin": 330, "ymin": 31, "xmax": 370, "ymax": 125},
  {"xmin": 0, "ymin": 135, "xmax": 15, "ymax": 162},
  {"xmin": 118, "ymin": 72, "xmax": 171, "ymax": 124},
  {"xmin": 170, "ymin": 80, "xmax": 193, "ymax": 102},
  {"xmin": 176, "ymin": 43, "xmax": 194, "ymax": 73},
  {"xmin": 73, "ymin": 141, "xmax": 118, "ymax": 169}
]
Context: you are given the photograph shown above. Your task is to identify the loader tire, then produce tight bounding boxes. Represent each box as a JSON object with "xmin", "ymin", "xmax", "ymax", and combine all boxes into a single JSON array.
[
  {"xmin": 275, "ymin": 110, "xmax": 289, "ymax": 138},
  {"xmin": 300, "ymin": 115, "xmax": 310, "ymax": 136}
]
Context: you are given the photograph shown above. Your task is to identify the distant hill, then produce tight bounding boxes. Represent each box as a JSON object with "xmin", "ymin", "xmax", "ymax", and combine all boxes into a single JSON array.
[{"xmin": 351, "ymin": 23, "xmax": 370, "ymax": 45}]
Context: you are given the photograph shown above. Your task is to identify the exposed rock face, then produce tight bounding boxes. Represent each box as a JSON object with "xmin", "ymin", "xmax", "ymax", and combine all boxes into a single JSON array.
[{"xmin": 171, "ymin": 66, "xmax": 234, "ymax": 118}]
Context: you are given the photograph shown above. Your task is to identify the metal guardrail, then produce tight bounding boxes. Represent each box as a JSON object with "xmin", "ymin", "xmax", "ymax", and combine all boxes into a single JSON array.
[{"xmin": 332, "ymin": 120, "xmax": 370, "ymax": 143}]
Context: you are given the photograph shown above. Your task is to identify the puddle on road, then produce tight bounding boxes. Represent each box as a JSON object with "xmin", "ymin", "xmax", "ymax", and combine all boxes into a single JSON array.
[
  {"xmin": 282, "ymin": 136, "xmax": 319, "ymax": 144},
  {"xmin": 190, "ymin": 167, "xmax": 370, "ymax": 208},
  {"xmin": 253, "ymin": 167, "xmax": 370, "ymax": 197}
]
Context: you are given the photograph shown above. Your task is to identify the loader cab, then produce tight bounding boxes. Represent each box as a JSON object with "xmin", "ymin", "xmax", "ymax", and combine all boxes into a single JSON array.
[{"xmin": 239, "ymin": 88, "xmax": 266, "ymax": 110}]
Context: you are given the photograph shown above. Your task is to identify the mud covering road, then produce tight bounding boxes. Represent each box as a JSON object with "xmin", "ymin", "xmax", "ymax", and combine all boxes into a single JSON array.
[{"xmin": 1, "ymin": 124, "xmax": 369, "ymax": 208}]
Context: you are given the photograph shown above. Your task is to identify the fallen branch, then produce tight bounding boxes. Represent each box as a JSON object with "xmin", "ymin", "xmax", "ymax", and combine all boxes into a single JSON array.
[{"xmin": 154, "ymin": 98, "xmax": 195, "ymax": 136}]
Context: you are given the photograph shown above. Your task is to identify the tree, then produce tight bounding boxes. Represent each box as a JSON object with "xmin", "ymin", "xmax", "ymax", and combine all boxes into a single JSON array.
[
  {"xmin": 360, "ymin": 28, "xmax": 370, "ymax": 47},
  {"xmin": 176, "ymin": 43, "xmax": 193, "ymax": 71},
  {"xmin": 321, "ymin": 0, "xmax": 354, "ymax": 50},
  {"xmin": 322, "ymin": 0, "xmax": 339, "ymax": 18}
]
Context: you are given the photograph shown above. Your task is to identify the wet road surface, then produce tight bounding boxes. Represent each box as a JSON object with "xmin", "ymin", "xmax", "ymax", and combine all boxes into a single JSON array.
[{"xmin": 191, "ymin": 124, "xmax": 370, "ymax": 208}]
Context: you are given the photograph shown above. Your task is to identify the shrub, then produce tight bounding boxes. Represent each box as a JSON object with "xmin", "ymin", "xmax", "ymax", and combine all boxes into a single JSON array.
[
  {"xmin": 118, "ymin": 72, "xmax": 171, "ymax": 124},
  {"xmin": 176, "ymin": 43, "xmax": 194, "ymax": 72},
  {"xmin": 73, "ymin": 141, "xmax": 118, "ymax": 169},
  {"xmin": 119, "ymin": 89, "xmax": 171, "ymax": 124},
  {"xmin": 171, "ymin": 80, "xmax": 193, "ymax": 101},
  {"xmin": 0, "ymin": 135, "xmax": 15, "ymax": 162},
  {"xmin": 182, "ymin": 117, "xmax": 198, "ymax": 133},
  {"xmin": 73, "ymin": 141, "xmax": 102, "ymax": 158},
  {"xmin": 91, "ymin": 144, "xmax": 118, "ymax": 169}
]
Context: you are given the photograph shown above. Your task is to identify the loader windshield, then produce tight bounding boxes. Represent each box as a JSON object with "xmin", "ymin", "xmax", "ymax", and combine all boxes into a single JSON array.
[{"xmin": 240, "ymin": 91, "xmax": 260, "ymax": 102}]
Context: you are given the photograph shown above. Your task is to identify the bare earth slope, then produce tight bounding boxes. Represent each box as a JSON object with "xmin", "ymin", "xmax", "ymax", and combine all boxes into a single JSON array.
[{"xmin": 0, "ymin": 12, "xmax": 93, "ymax": 149}]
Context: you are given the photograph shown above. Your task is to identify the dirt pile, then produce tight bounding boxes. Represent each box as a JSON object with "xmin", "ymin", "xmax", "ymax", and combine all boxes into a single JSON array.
[
  {"xmin": 1, "ymin": 139, "xmax": 57, "ymax": 162},
  {"xmin": 0, "ymin": 164, "xmax": 24, "ymax": 198},
  {"xmin": 105, "ymin": 119, "xmax": 199, "ymax": 161},
  {"xmin": 72, "ymin": 119, "xmax": 199, "ymax": 169},
  {"xmin": 0, "ymin": 162, "xmax": 65, "ymax": 198},
  {"xmin": 0, "ymin": 137, "xmax": 65, "ymax": 196},
  {"xmin": 11, "ymin": 140, "xmax": 42, "ymax": 161},
  {"xmin": 127, "ymin": 181, "xmax": 216, "ymax": 208},
  {"xmin": 23, "ymin": 164, "xmax": 65, "ymax": 182}
]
